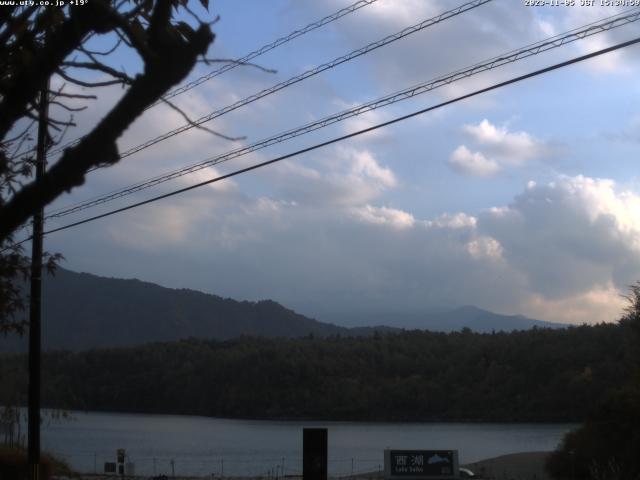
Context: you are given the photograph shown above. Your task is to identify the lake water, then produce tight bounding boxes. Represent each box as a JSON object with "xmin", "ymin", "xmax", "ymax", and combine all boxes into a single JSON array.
[{"xmin": 36, "ymin": 411, "xmax": 576, "ymax": 477}]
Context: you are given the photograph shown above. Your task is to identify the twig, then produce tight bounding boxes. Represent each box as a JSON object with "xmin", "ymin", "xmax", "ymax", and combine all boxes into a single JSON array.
[
  {"xmin": 3, "ymin": 119, "xmax": 36, "ymax": 145},
  {"xmin": 48, "ymin": 90, "xmax": 97, "ymax": 100},
  {"xmin": 159, "ymin": 96, "xmax": 246, "ymax": 142},
  {"xmin": 80, "ymin": 37, "xmax": 123, "ymax": 57},
  {"xmin": 61, "ymin": 61, "xmax": 134, "ymax": 84},
  {"xmin": 56, "ymin": 69, "xmax": 127, "ymax": 88},
  {"xmin": 197, "ymin": 57, "xmax": 277, "ymax": 74},
  {"xmin": 49, "ymin": 100, "xmax": 87, "ymax": 112},
  {"xmin": 50, "ymin": 117, "xmax": 74, "ymax": 150}
]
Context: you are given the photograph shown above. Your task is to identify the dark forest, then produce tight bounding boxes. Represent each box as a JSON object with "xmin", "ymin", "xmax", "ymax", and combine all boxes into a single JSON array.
[{"xmin": 0, "ymin": 323, "xmax": 630, "ymax": 422}]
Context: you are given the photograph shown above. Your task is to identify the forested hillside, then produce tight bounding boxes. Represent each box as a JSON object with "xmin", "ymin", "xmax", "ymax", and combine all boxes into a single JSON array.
[
  {"xmin": 0, "ymin": 324, "xmax": 628, "ymax": 422},
  {"xmin": 0, "ymin": 268, "xmax": 561, "ymax": 353},
  {"xmin": 1, "ymin": 268, "xmax": 349, "ymax": 352}
]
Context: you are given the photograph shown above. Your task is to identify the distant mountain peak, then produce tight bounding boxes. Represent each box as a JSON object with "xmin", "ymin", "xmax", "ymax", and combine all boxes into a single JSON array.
[{"xmin": 321, "ymin": 305, "xmax": 563, "ymax": 333}]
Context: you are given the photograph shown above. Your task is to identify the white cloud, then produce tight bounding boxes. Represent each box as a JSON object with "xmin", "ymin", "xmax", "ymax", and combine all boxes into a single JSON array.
[
  {"xmin": 108, "ymin": 202, "xmax": 199, "ymax": 251},
  {"xmin": 39, "ymin": 1, "xmax": 640, "ymax": 329},
  {"xmin": 467, "ymin": 236, "xmax": 504, "ymax": 261},
  {"xmin": 448, "ymin": 119, "xmax": 555, "ymax": 177},
  {"xmin": 56, "ymin": 172, "xmax": 640, "ymax": 326},
  {"xmin": 536, "ymin": 19, "xmax": 556, "ymax": 38},
  {"xmin": 272, "ymin": 147, "xmax": 397, "ymax": 206},
  {"xmin": 559, "ymin": 4, "xmax": 640, "ymax": 72},
  {"xmin": 479, "ymin": 175, "xmax": 640, "ymax": 302},
  {"xmin": 523, "ymin": 281, "xmax": 626, "ymax": 325},
  {"xmin": 362, "ymin": 0, "xmax": 441, "ymax": 27},
  {"xmin": 462, "ymin": 119, "xmax": 546, "ymax": 165},
  {"xmin": 352, "ymin": 205, "xmax": 415, "ymax": 229},
  {"xmin": 348, "ymin": 148, "xmax": 396, "ymax": 188},
  {"xmin": 313, "ymin": 0, "xmax": 544, "ymax": 92},
  {"xmin": 334, "ymin": 99, "xmax": 392, "ymax": 142},
  {"xmin": 427, "ymin": 212, "xmax": 477, "ymax": 230},
  {"xmin": 178, "ymin": 165, "xmax": 239, "ymax": 193},
  {"xmin": 449, "ymin": 145, "xmax": 500, "ymax": 177}
]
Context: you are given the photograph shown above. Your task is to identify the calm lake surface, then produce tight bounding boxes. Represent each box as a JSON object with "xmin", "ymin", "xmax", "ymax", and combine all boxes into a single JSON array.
[{"xmin": 37, "ymin": 411, "xmax": 576, "ymax": 477}]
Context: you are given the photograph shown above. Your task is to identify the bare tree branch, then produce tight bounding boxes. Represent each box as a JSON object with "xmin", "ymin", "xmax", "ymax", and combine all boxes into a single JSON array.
[
  {"xmin": 198, "ymin": 57, "xmax": 277, "ymax": 74},
  {"xmin": 0, "ymin": 0, "xmax": 215, "ymax": 241},
  {"xmin": 113, "ymin": 27, "xmax": 134, "ymax": 49},
  {"xmin": 159, "ymin": 96, "xmax": 246, "ymax": 142},
  {"xmin": 61, "ymin": 61, "xmax": 134, "ymax": 84},
  {"xmin": 56, "ymin": 69, "xmax": 128, "ymax": 88},
  {"xmin": 80, "ymin": 37, "xmax": 123, "ymax": 56},
  {"xmin": 50, "ymin": 116, "xmax": 75, "ymax": 149},
  {"xmin": 0, "ymin": 4, "xmax": 101, "ymax": 139},
  {"xmin": 49, "ymin": 100, "xmax": 87, "ymax": 112},
  {"xmin": 0, "ymin": 5, "xmax": 38, "ymax": 46},
  {"xmin": 47, "ymin": 90, "xmax": 97, "ymax": 100},
  {"xmin": 100, "ymin": 5, "xmax": 154, "ymax": 62},
  {"xmin": 2, "ymin": 120, "xmax": 36, "ymax": 145}
]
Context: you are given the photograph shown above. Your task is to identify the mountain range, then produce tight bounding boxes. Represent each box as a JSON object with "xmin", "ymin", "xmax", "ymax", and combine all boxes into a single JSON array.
[{"xmin": 0, "ymin": 267, "xmax": 563, "ymax": 352}]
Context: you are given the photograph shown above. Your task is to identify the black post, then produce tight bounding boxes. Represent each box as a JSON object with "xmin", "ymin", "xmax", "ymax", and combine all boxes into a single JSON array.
[
  {"xmin": 28, "ymin": 81, "xmax": 48, "ymax": 480},
  {"xmin": 303, "ymin": 428, "xmax": 327, "ymax": 480}
]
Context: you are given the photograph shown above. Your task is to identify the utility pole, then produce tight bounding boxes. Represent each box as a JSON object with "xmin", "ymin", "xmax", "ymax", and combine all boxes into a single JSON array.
[{"xmin": 28, "ymin": 78, "xmax": 48, "ymax": 480}]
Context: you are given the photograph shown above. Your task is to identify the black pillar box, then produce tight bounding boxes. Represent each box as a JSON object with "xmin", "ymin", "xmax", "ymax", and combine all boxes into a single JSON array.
[{"xmin": 303, "ymin": 428, "xmax": 328, "ymax": 480}]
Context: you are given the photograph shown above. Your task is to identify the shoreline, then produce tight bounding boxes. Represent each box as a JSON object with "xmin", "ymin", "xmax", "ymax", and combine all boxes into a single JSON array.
[{"xmin": 30, "ymin": 407, "xmax": 583, "ymax": 425}]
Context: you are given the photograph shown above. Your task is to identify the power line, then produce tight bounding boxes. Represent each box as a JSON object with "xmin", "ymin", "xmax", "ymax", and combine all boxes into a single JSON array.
[
  {"xmin": 45, "ymin": 0, "xmax": 382, "ymax": 158},
  {"xmin": 45, "ymin": 8, "xmax": 640, "ymax": 220},
  {"xmin": 100, "ymin": 0, "xmax": 494, "ymax": 162},
  {"xmin": 153, "ymin": 0, "xmax": 380, "ymax": 106},
  {"xmin": 20, "ymin": 35, "xmax": 639, "ymax": 246},
  {"xmin": 47, "ymin": 0, "xmax": 501, "ymax": 218}
]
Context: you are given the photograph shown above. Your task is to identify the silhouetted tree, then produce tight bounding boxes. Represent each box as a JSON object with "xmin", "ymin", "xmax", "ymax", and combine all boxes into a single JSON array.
[
  {"xmin": 547, "ymin": 283, "xmax": 640, "ymax": 480},
  {"xmin": 0, "ymin": 0, "xmax": 216, "ymax": 331}
]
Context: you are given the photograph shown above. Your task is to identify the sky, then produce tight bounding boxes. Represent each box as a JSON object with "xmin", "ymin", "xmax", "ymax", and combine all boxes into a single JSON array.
[{"xmin": 27, "ymin": 0, "xmax": 640, "ymax": 327}]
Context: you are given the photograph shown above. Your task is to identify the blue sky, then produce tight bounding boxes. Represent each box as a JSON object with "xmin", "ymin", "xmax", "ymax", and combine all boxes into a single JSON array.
[{"xmin": 35, "ymin": 0, "xmax": 640, "ymax": 326}]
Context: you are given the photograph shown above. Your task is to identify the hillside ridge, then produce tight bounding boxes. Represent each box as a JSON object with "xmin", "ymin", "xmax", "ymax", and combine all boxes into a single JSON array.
[{"xmin": 0, "ymin": 267, "xmax": 562, "ymax": 352}]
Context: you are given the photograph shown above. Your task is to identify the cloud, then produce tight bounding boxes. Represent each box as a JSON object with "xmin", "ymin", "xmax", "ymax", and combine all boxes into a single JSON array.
[
  {"xmin": 271, "ymin": 146, "xmax": 397, "ymax": 206},
  {"xmin": 38, "ymin": 1, "xmax": 640, "ymax": 330},
  {"xmin": 467, "ymin": 236, "xmax": 504, "ymax": 261},
  {"xmin": 108, "ymin": 202, "xmax": 197, "ymax": 251},
  {"xmin": 312, "ymin": 0, "xmax": 543, "ymax": 92},
  {"xmin": 478, "ymin": 175, "xmax": 640, "ymax": 302},
  {"xmin": 427, "ymin": 212, "xmax": 477, "ymax": 230},
  {"xmin": 462, "ymin": 119, "xmax": 548, "ymax": 165},
  {"xmin": 559, "ymin": 4, "xmax": 640, "ymax": 72},
  {"xmin": 448, "ymin": 119, "xmax": 555, "ymax": 177},
  {"xmin": 304, "ymin": 0, "xmax": 639, "ymax": 100},
  {"xmin": 449, "ymin": 145, "xmax": 500, "ymax": 177},
  {"xmin": 57, "ymin": 168, "xmax": 640, "ymax": 327},
  {"xmin": 524, "ymin": 282, "xmax": 627, "ymax": 326},
  {"xmin": 352, "ymin": 205, "xmax": 415, "ymax": 229},
  {"xmin": 333, "ymin": 99, "xmax": 393, "ymax": 142}
]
